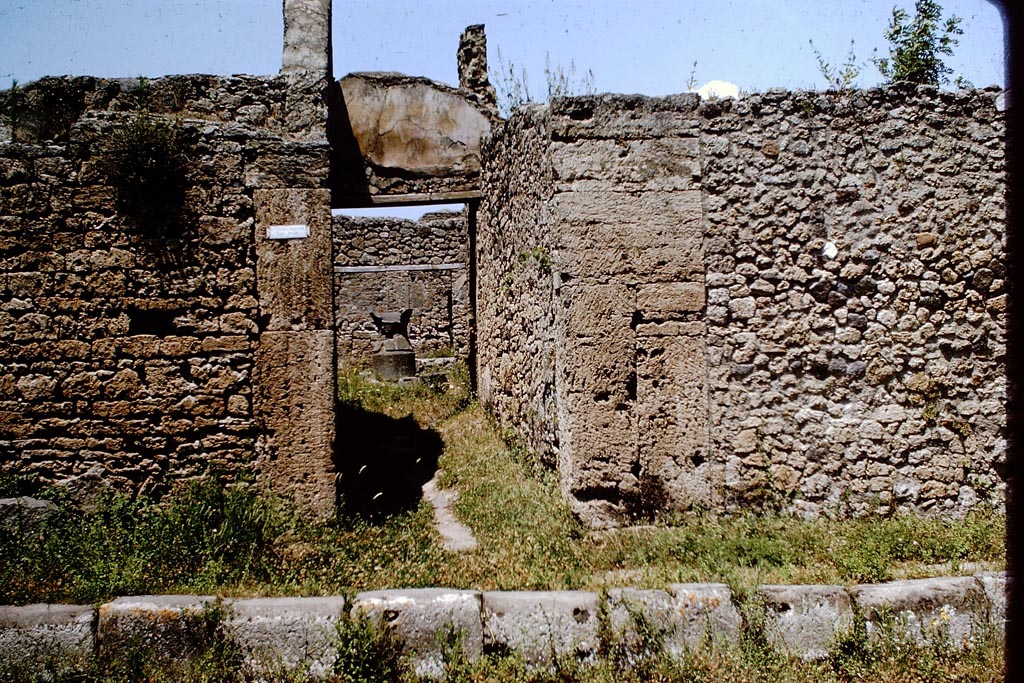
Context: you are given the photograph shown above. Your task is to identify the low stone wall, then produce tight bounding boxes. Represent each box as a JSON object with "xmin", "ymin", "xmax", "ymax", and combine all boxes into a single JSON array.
[
  {"xmin": 477, "ymin": 86, "xmax": 1006, "ymax": 526},
  {"xmin": 333, "ymin": 212, "xmax": 470, "ymax": 364},
  {"xmin": 0, "ymin": 573, "xmax": 1005, "ymax": 679}
]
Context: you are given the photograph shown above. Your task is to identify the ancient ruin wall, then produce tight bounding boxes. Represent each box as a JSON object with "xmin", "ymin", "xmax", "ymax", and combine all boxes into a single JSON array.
[
  {"xmin": 0, "ymin": 76, "xmax": 329, "ymax": 493},
  {"xmin": 333, "ymin": 212, "xmax": 470, "ymax": 363},
  {"xmin": 479, "ymin": 86, "xmax": 1006, "ymax": 526},
  {"xmin": 476, "ymin": 106, "xmax": 561, "ymax": 465},
  {"xmin": 700, "ymin": 86, "xmax": 1006, "ymax": 517}
]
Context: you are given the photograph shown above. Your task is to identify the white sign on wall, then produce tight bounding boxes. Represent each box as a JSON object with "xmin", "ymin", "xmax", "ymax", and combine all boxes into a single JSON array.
[{"xmin": 267, "ymin": 224, "xmax": 310, "ymax": 240}]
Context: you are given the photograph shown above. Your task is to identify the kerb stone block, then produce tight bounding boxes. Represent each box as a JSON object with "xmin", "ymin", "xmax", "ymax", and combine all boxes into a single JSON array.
[
  {"xmin": 757, "ymin": 584, "xmax": 853, "ymax": 660},
  {"xmin": 851, "ymin": 576, "xmax": 988, "ymax": 647},
  {"xmin": 0, "ymin": 604, "xmax": 95, "ymax": 679},
  {"xmin": 482, "ymin": 591, "xmax": 600, "ymax": 670},
  {"xmin": 223, "ymin": 596, "xmax": 348, "ymax": 678},
  {"xmin": 352, "ymin": 589, "xmax": 483, "ymax": 680}
]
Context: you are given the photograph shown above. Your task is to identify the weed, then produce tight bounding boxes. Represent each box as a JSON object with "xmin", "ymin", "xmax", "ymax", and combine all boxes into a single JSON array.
[
  {"xmin": 810, "ymin": 39, "xmax": 863, "ymax": 92},
  {"xmin": 332, "ymin": 610, "xmax": 406, "ymax": 683},
  {"xmin": 102, "ymin": 111, "xmax": 191, "ymax": 241}
]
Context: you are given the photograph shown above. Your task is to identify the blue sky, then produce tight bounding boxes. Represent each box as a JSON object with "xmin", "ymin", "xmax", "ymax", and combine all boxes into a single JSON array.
[{"xmin": 1, "ymin": 0, "xmax": 1007, "ymax": 93}]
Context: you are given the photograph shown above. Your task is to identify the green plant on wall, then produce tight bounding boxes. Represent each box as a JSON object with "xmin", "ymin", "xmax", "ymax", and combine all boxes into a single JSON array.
[{"xmin": 103, "ymin": 111, "xmax": 191, "ymax": 241}]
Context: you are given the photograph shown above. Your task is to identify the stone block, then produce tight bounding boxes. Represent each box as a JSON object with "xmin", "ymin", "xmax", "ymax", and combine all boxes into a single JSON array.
[
  {"xmin": 482, "ymin": 591, "xmax": 599, "ymax": 670},
  {"xmin": 850, "ymin": 576, "xmax": 988, "ymax": 646},
  {"xmin": 97, "ymin": 596, "xmax": 218, "ymax": 665},
  {"xmin": 560, "ymin": 284, "xmax": 634, "ymax": 340},
  {"xmin": 974, "ymin": 571, "xmax": 1006, "ymax": 627},
  {"xmin": 223, "ymin": 597, "xmax": 347, "ymax": 678},
  {"xmin": 636, "ymin": 333, "xmax": 710, "ymax": 507},
  {"xmin": 757, "ymin": 585, "xmax": 853, "ymax": 660},
  {"xmin": 560, "ymin": 336, "xmax": 635, "ymax": 403},
  {"xmin": 254, "ymin": 329, "xmax": 336, "ymax": 519},
  {"xmin": 547, "ymin": 94, "xmax": 701, "ymax": 140},
  {"xmin": 605, "ymin": 585, "xmax": 739, "ymax": 661},
  {"xmin": 666, "ymin": 583, "xmax": 742, "ymax": 649},
  {"xmin": 340, "ymin": 73, "xmax": 491, "ymax": 178},
  {"xmin": 636, "ymin": 282, "xmax": 706, "ymax": 318},
  {"xmin": 551, "ymin": 138, "xmax": 701, "ymax": 190},
  {"xmin": 255, "ymin": 188, "xmax": 333, "ymax": 331},
  {"xmin": 352, "ymin": 589, "xmax": 482, "ymax": 679},
  {"xmin": 0, "ymin": 604, "xmax": 95, "ymax": 679}
]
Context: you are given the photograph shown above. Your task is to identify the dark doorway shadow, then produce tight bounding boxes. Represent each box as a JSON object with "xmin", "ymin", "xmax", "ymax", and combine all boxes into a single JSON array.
[{"xmin": 334, "ymin": 401, "xmax": 443, "ymax": 520}]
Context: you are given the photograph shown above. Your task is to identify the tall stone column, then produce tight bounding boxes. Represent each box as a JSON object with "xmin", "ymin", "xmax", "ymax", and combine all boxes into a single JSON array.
[
  {"xmin": 252, "ymin": 0, "xmax": 336, "ymax": 517},
  {"xmin": 282, "ymin": 0, "xmax": 333, "ymax": 76}
]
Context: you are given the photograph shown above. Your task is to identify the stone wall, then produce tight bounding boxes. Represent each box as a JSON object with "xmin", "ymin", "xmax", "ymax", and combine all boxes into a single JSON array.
[
  {"xmin": 476, "ymin": 106, "xmax": 561, "ymax": 466},
  {"xmin": 700, "ymin": 86, "xmax": 1006, "ymax": 517},
  {"xmin": 333, "ymin": 211, "xmax": 470, "ymax": 363},
  {"xmin": 477, "ymin": 86, "xmax": 1006, "ymax": 527},
  {"xmin": 0, "ymin": 75, "xmax": 330, "ymax": 495}
]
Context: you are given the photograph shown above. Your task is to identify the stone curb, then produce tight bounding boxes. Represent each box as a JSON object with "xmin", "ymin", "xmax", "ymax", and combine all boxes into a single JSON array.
[{"xmin": 0, "ymin": 572, "xmax": 1006, "ymax": 679}]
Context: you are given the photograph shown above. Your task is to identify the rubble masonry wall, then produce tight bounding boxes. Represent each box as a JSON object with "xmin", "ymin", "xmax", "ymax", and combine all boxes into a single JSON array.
[{"xmin": 478, "ymin": 86, "xmax": 1006, "ymax": 527}]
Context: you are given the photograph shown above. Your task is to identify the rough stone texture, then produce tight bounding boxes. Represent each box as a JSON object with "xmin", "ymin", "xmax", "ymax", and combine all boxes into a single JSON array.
[
  {"xmin": 482, "ymin": 591, "xmax": 600, "ymax": 669},
  {"xmin": 0, "ymin": 496, "xmax": 57, "ymax": 535},
  {"xmin": 223, "ymin": 597, "xmax": 347, "ymax": 678},
  {"xmin": 0, "ymin": 604, "xmax": 95, "ymax": 679},
  {"xmin": 254, "ymin": 330, "xmax": 336, "ymax": 518},
  {"xmin": 758, "ymin": 584, "xmax": 853, "ymax": 660},
  {"xmin": 851, "ymin": 576, "xmax": 988, "ymax": 646},
  {"xmin": 700, "ymin": 86, "xmax": 1006, "ymax": 518},
  {"xmin": 975, "ymin": 571, "xmax": 1007, "ymax": 627},
  {"xmin": 478, "ymin": 86, "xmax": 1006, "ymax": 525},
  {"xmin": 255, "ymin": 189, "xmax": 333, "ymax": 331},
  {"xmin": 475, "ymin": 105, "xmax": 562, "ymax": 478},
  {"xmin": 605, "ymin": 584, "xmax": 739, "ymax": 661},
  {"xmin": 97, "ymin": 595, "xmax": 217, "ymax": 664},
  {"xmin": 0, "ymin": 59, "xmax": 339, "ymax": 498},
  {"xmin": 334, "ymin": 73, "xmax": 492, "ymax": 201},
  {"xmin": 333, "ymin": 212, "xmax": 470, "ymax": 364},
  {"xmin": 666, "ymin": 583, "xmax": 742, "ymax": 648},
  {"xmin": 352, "ymin": 589, "xmax": 483, "ymax": 679},
  {"xmin": 281, "ymin": 0, "xmax": 333, "ymax": 77},
  {"xmin": 0, "ymin": 114, "xmax": 268, "ymax": 493},
  {"xmin": 0, "ymin": 74, "xmax": 330, "ymax": 144},
  {"xmin": 457, "ymin": 25, "xmax": 498, "ymax": 117}
]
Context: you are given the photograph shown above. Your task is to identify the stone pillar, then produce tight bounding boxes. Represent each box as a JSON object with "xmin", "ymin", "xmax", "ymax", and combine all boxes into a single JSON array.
[
  {"xmin": 457, "ymin": 24, "xmax": 498, "ymax": 116},
  {"xmin": 254, "ymin": 189, "xmax": 336, "ymax": 518},
  {"xmin": 282, "ymin": 0, "xmax": 333, "ymax": 77}
]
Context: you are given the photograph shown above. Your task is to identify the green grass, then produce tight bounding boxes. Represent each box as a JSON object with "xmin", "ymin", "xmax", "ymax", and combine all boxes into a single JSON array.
[{"xmin": 0, "ymin": 364, "xmax": 1006, "ymax": 605}]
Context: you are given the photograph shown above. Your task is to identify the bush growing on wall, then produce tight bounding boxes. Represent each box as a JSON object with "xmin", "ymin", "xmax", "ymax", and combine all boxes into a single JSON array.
[{"xmin": 103, "ymin": 111, "xmax": 191, "ymax": 240}]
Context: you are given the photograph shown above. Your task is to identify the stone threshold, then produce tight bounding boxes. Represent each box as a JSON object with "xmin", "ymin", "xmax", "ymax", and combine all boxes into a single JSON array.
[{"xmin": 0, "ymin": 573, "xmax": 1006, "ymax": 679}]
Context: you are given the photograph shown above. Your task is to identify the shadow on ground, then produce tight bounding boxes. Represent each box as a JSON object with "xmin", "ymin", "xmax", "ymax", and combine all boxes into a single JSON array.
[{"xmin": 334, "ymin": 402, "xmax": 443, "ymax": 519}]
